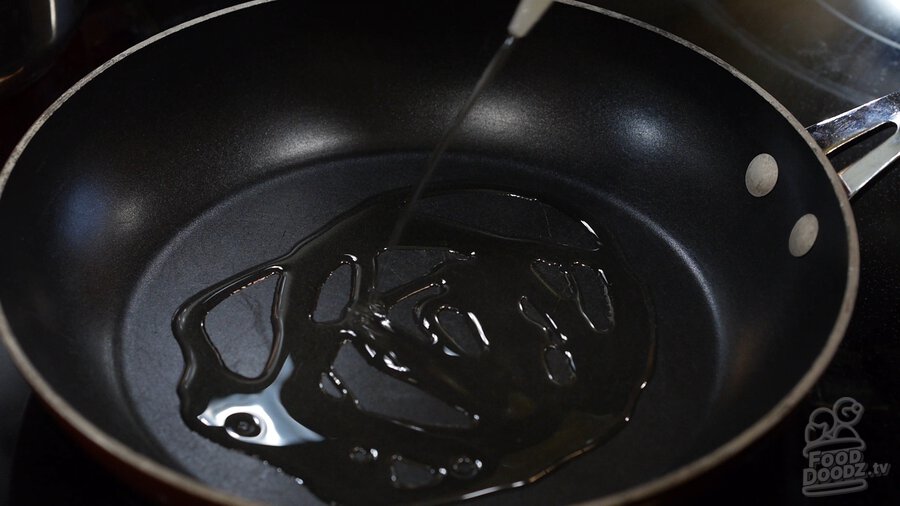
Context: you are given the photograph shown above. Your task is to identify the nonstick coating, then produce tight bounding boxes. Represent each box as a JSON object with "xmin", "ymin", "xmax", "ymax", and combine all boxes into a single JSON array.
[{"xmin": 0, "ymin": 0, "xmax": 854, "ymax": 504}]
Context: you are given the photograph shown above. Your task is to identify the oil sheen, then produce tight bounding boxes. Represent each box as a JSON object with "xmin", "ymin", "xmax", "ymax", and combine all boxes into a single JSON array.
[{"xmin": 173, "ymin": 188, "xmax": 655, "ymax": 505}]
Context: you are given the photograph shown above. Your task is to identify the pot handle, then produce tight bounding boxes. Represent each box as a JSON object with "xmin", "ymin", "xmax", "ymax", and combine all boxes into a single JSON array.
[{"xmin": 807, "ymin": 91, "xmax": 900, "ymax": 198}]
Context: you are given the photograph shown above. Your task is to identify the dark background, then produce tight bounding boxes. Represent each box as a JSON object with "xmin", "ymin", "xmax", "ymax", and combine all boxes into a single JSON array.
[{"xmin": 0, "ymin": 0, "xmax": 897, "ymax": 504}]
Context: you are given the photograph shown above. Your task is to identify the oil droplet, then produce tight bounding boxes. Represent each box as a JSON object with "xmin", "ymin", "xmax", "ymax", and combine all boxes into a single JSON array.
[
  {"xmin": 224, "ymin": 413, "xmax": 261, "ymax": 438},
  {"xmin": 450, "ymin": 456, "xmax": 482, "ymax": 479},
  {"xmin": 319, "ymin": 372, "xmax": 344, "ymax": 398},
  {"xmin": 349, "ymin": 446, "xmax": 379, "ymax": 464},
  {"xmin": 390, "ymin": 455, "xmax": 444, "ymax": 489},
  {"xmin": 543, "ymin": 346, "xmax": 577, "ymax": 386}
]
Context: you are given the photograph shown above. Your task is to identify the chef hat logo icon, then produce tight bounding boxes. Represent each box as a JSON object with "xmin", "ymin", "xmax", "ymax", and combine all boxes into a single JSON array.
[
  {"xmin": 803, "ymin": 397, "xmax": 866, "ymax": 457},
  {"xmin": 801, "ymin": 397, "xmax": 869, "ymax": 497}
]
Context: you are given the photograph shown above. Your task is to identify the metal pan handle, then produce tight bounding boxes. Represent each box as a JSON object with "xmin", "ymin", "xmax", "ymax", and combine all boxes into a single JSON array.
[{"xmin": 807, "ymin": 91, "xmax": 900, "ymax": 198}]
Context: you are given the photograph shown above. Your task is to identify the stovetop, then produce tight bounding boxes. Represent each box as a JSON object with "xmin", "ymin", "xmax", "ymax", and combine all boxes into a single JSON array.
[{"xmin": 1, "ymin": 1, "xmax": 897, "ymax": 504}]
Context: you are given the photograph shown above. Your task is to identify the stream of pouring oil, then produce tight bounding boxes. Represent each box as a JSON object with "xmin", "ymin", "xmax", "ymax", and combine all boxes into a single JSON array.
[{"xmin": 387, "ymin": 35, "xmax": 518, "ymax": 247}]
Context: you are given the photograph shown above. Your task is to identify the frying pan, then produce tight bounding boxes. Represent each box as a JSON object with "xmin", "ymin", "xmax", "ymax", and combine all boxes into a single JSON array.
[{"xmin": 0, "ymin": 0, "xmax": 897, "ymax": 504}]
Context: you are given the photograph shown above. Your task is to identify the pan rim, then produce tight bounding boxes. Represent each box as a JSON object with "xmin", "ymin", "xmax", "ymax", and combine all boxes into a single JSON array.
[{"xmin": 0, "ymin": 1, "xmax": 860, "ymax": 505}]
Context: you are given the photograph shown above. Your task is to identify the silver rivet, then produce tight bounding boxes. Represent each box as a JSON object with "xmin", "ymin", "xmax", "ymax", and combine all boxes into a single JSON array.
[
  {"xmin": 789, "ymin": 214, "xmax": 818, "ymax": 257},
  {"xmin": 745, "ymin": 153, "xmax": 778, "ymax": 197}
]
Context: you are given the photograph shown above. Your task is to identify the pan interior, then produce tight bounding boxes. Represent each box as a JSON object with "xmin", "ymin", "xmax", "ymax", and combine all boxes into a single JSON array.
[{"xmin": 0, "ymin": 0, "xmax": 851, "ymax": 504}]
